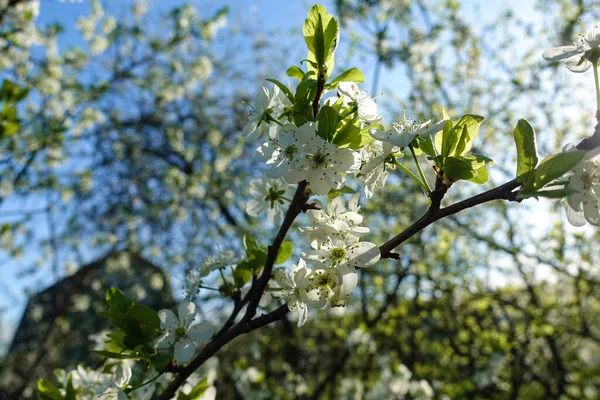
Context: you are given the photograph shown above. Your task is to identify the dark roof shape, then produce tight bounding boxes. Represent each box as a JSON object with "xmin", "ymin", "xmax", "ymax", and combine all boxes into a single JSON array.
[{"xmin": 1, "ymin": 250, "xmax": 174, "ymax": 398}]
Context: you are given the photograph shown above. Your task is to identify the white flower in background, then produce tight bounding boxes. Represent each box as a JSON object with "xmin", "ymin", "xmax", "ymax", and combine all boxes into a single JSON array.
[
  {"xmin": 285, "ymin": 130, "xmax": 361, "ymax": 195},
  {"xmin": 246, "ymin": 177, "xmax": 295, "ymax": 224},
  {"xmin": 542, "ymin": 22, "xmax": 600, "ymax": 72},
  {"xmin": 71, "ymin": 366, "xmax": 112, "ymax": 396},
  {"xmin": 275, "ymin": 259, "xmax": 324, "ymax": 326},
  {"xmin": 303, "ymin": 237, "xmax": 380, "ymax": 269},
  {"xmin": 359, "ymin": 141, "xmax": 400, "ymax": 198},
  {"xmin": 339, "ymin": 378, "xmax": 365, "ymax": 400},
  {"xmin": 201, "ymin": 250, "xmax": 240, "ymax": 273},
  {"xmin": 103, "ymin": 364, "xmax": 131, "ymax": 400},
  {"xmin": 256, "ymin": 123, "xmax": 312, "ymax": 180},
  {"xmin": 185, "ymin": 251, "xmax": 240, "ymax": 298},
  {"xmin": 409, "ymin": 379, "xmax": 435, "ymax": 400},
  {"xmin": 157, "ymin": 302, "xmax": 214, "ymax": 363},
  {"xmin": 243, "ymin": 85, "xmax": 283, "ymax": 139},
  {"xmin": 301, "ymin": 194, "xmax": 369, "ymax": 246},
  {"xmin": 565, "ymin": 147, "xmax": 600, "ymax": 226},
  {"xmin": 337, "ymin": 82, "xmax": 382, "ymax": 124},
  {"xmin": 371, "ymin": 116, "xmax": 446, "ymax": 148},
  {"xmin": 90, "ymin": 36, "xmax": 109, "ymax": 55}
]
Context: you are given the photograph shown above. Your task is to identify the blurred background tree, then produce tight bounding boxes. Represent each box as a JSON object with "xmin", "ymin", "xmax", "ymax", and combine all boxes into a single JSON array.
[{"xmin": 0, "ymin": 0, "xmax": 599, "ymax": 399}]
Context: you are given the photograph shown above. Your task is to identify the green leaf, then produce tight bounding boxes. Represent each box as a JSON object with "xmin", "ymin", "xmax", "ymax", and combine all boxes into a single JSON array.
[
  {"xmin": 123, "ymin": 331, "xmax": 149, "ymax": 350},
  {"xmin": 275, "ymin": 241, "xmax": 294, "ymax": 264},
  {"xmin": 346, "ymin": 124, "xmax": 377, "ymax": 149},
  {"xmin": 151, "ymin": 347, "xmax": 173, "ymax": 371},
  {"xmin": 468, "ymin": 165, "xmax": 490, "ymax": 184},
  {"xmin": 126, "ymin": 303, "xmax": 160, "ymax": 337},
  {"xmin": 92, "ymin": 350, "xmax": 140, "ymax": 360},
  {"xmin": 440, "ymin": 114, "xmax": 484, "ymax": 158},
  {"xmin": 37, "ymin": 379, "xmax": 63, "ymax": 400},
  {"xmin": 512, "ymin": 119, "xmax": 539, "ymax": 183},
  {"xmin": 332, "ymin": 116, "xmax": 360, "ymax": 148},
  {"xmin": 526, "ymin": 151, "xmax": 585, "ymax": 191},
  {"xmin": 517, "ymin": 188, "xmax": 579, "ymax": 200},
  {"xmin": 303, "ymin": 5, "xmax": 339, "ymax": 77},
  {"xmin": 328, "ymin": 185, "xmax": 355, "ymax": 200},
  {"xmin": 416, "ymin": 136, "xmax": 437, "ymax": 157},
  {"xmin": 293, "ymin": 75, "xmax": 317, "ymax": 125},
  {"xmin": 106, "ymin": 287, "xmax": 133, "ymax": 314},
  {"xmin": 243, "ymin": 232, "xmax": 266, "ymax": 267},
  {"xmin": 266, "ymin": 78, "xmax": 294, "ymax": 104},
  {"xmin": 0, "ymin": 121, "xmax": 19, "ymax": 136},
  {"xmin": 326, "ymin": 67, "xmax": 365, "ymax": 89},
  {"xmin": 438, "ymin": 120, "xmax": 454, "ymax": 158},
  {"xmin": 286, "ymin": 66, "xmax": 304, "ymax": 80},
  {"xmin": 189, "ymin": 377, "xmax": 211, "ymax": 399},
  {"xmin": 316, "ymin": 105, "xmax": 339, "ymax": 141},
  {"xmin": 0, "ymin": 79, "xmax": 29, "ymax": 102},
  {"xmin": 233, "ymin": 261, "xmax": 253, "ymax": 287},
  {"xmin": 64, "ymin": 374, "xmax": 75, "ymax": 400},
  {"xmin": 443, "ymin": 156, "xmax": 475, "ymax": 182},
  {"xmin": 105, "ymin": 330, "xmax": 127, "ymax": 353}
]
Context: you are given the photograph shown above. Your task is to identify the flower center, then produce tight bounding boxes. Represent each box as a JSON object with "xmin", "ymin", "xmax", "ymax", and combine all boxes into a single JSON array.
[
  {"xmin": 330, "ymin": 247, "xmax": 347, "ymax": 263},
  {"xmin": 311, "ymin": 150, "xmax": 329, "ymax": 169},
  {"xmin": 284, "ymin": 145, "xmax": 298, "ymax": 160},
  {"xmin": 175, "ymin": 326, "xmax": 187, "ymax": 338},
  {"xmin": 264, "ymin": 187, "xmax": 285, "ymax": 208},
  {"xmin": 317, "ymin": 274, "xmax": 331, "ymax": 286}
]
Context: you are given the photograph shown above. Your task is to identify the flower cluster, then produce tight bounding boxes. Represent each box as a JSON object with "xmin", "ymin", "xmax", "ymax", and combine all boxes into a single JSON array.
[
  {"xmin": 56, "ymin": 364, "xmax": 131, "ymax": 400},
  {"xmin": 275, "ymin": 195, "xmax": 380, "ymax": 326},
  {"xmin": 257, "ymin": 122, "xmax": 362, "ymax": 195}
]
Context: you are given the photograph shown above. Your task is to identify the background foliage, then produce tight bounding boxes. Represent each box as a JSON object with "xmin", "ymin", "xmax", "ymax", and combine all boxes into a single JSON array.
[{"xmin": 1, "ymin": 0, "xmax": 599, "ymax": 399}]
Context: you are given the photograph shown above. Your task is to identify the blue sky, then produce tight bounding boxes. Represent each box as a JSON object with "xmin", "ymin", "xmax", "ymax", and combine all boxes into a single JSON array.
[{"xmin": 0, "ymin": 0, "xmax": 544, "ymax": 351}]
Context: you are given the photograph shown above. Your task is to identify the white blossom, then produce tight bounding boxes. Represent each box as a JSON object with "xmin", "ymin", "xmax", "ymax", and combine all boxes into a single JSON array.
[
  {"xmin": 338, "ymin": 81, "xmax": 382, "ymax": 124},
  {"xmin": 157, "ymin": 302, "xmax": 214, "ymax": 363},
  {"xmin": 246, "ymin": 177, "xmax": 295, "ymax": 224},
  {"xmin": 274, "ymin": 259, "xmax": 324, "ymax": 326},
  {"xmin": 301, "ymin": 194, "xmax": 369, "ymax": 246},
  {"xmin": 285, "ymin": 129, "xmax": 361, "ymax": 196},
  {"xmin": 243, "ymin": 85, "xmax": 283, "ymax": 139},
  {"xmin": 565, "ymin": 147, "xmax": 600, "ymax": 226},
  {"xmin": 185, "ymin": 252, "xmax": 241, "ymax": 299},
  {"xmin": 359, "ymin": 141, "xmax": 400, "ymax": 198},
  {"xmin": 71, "ymin": 365, "xmax": 111, "ymax": 396},
  {"xmin": 103, "ymin": 365, "xmax": 131, "ymax": 400},
  {"xmin": 302, "ymin": 236, "xmax": 380, "ymax": 307},
  {"xmin": 303, "ymin": 236, "xmax": 380, "ymax": 270},
  {"xmin": 256, "ymin": 123, "xmax": 313, "ymax": 180},
  {"xmin": 303, "ymin": 264, "xmax": 357, "ymax": 307},
  {"xmin": 409, "ymin": 379, "xmax": 435, "ymax": 400},
  {"xmin": 543, "ymin": 22, "xmax": 600, "ymax": 72},
  {"xmin": 370, "ymin": 116, "xmax": 446, "ymax": 148}
]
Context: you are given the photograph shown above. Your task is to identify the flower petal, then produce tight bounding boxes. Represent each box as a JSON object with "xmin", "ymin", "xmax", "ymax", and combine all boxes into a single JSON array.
[
  {"xmin": 174, "ymin": 337, "xmax": 196, "ymax": 363},
  {"xmin": 187, "ymin": 322, "xmax": 214, "ymax": 343},
  {"xmin": 158, "ymin": 309, "xmax": 177, "ymax": 330},
  {"xmin": 295, "ymin": 302, "xmax": 308, "ymax": 327},
  {"xmin": 541, "ymin": 46, "xmax": 580, "ymax": 61},
  {"xmin": 565, "ymin": 202, "xmax": 586, "ymax": 227},
  {"xmin": 178, "ymin": 301, "xmax": 196, "ymax": 323},
  {"xmin": 566, "ymin": 56, "xmax": 592, "ymax": 73}
]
